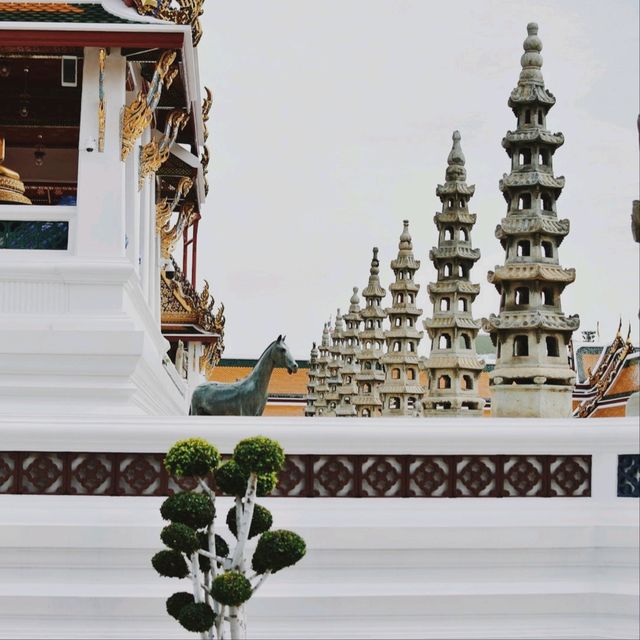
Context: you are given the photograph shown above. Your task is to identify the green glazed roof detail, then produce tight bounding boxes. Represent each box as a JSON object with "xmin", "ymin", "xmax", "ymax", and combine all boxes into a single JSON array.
[{"xmin": 0, "ymin": 3, "xmax": 138, "ymax": 24}]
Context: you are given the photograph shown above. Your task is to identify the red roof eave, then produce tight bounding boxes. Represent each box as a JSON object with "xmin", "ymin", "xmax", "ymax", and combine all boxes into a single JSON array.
[{"xmin": 0, "ymin": 28, "xmax": 184, "ymax": 49}]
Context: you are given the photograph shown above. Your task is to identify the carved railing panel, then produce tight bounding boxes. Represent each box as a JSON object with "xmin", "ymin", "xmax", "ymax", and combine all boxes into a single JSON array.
[
  {"xmin": 617, "ymin": 454, "xmax": 640, "ymax": 497},
  {"xmin": 0, "ymin": 452, "xmax": 604, "ymax": 498}
]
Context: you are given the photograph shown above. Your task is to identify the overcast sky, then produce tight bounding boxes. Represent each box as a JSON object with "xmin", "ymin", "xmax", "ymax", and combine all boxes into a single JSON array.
[{"xmin": 194, "ymin": 0, "xmax": 639, "ymax": 360}]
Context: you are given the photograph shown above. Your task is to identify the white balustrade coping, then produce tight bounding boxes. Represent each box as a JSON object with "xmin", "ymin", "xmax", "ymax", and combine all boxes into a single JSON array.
[{"xmin": 0, "ymin": 415, "xmax": 637, "ymax": 455}]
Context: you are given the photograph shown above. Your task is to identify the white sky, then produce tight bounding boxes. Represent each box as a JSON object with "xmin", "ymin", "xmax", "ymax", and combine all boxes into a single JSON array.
[{"xmin": 195, "ymin": 0, "xmax": 639, "ymax": 360}]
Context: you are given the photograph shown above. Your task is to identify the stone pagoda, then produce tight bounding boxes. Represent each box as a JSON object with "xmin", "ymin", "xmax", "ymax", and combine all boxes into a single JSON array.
[
  {"xmin": 304, "ymin": 342, "xmax": 319, "ymax": 417},
  {"xmin": 313, "ymin": 323, "xmax": 331, "ymax": 416},
  {"xmin": 336, "ymin": 288, "xmax": 361, "ymax": 417},
  {"xmin": 354, "ymin": 248, "xmax": 388, "ymax": 417},
  {"xmin": 325, "ymin": 312, "xmax": 345, "ymax": 415},
  {"xmin": 482, "ymin": 23, "xmax": 580, "ymax": 417},
  {"xmin": 423, "ymin": 132, "xmax": 485, "ymax": 415},
  {"xmin": 379, "ymin": 221, "xmax": 425, "ymax": 415}
]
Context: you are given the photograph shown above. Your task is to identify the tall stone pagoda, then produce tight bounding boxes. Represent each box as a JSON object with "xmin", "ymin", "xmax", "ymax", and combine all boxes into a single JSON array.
[
  {"xmin": 336, "ymin": 288, "xmax": 361, "ymax": 417},
  {"xmin": 354, "ymin": 248, "xmax": 388, "ymax": 416},
  {"xmin": 325, "ymin": 312, "xmax": 345, "ymax": 415},
  {"xmin": 482, "ymin": 23, "xmax": 580, "ymax": 417},
  {"xmin": 304, "ymin": 342, "xmax": 319, "ymax": 416},
  {"xmin": 379, "ymin": 221, "xmax": 425, "ymax": 415},
  {"xmin": 423, "ymin": 131, "xmax": 485, "ymax": 415},
  {"xmin": 313, "ymin": 323, "xmax": 332, "ymax": 416}
]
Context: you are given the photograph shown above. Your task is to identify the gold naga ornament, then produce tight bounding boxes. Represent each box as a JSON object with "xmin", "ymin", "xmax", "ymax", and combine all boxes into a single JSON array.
[
  {"xmin": 155, "ymin": 176, "xmax": 192, "ymax": 235},
  {"xmin": 200, "ymin": 86, "xmax": 212, "ymax": 194},
  {"xmin": 121, "ymin": 50, "xmax": 178, "ymax": 161},
  {"xmin": 161, "ymin": 200, "xmax": 197, "ymax": 261},
  {"xmin": 131, "ymin": 0, "xmax": 206, "ymax": 46},
  {"xmin": 0, "ymin": 137, "xmax": 31, "ymax": 205},
  {"xmin": 139, "ymin": 109, "xmax": 189, "ymax": 188}
]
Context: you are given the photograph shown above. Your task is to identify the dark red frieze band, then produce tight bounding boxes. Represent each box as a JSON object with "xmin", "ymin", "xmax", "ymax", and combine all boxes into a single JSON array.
[
  {"xmin": 0, "ymin": 452, "xmax": 592, "ymax": 497},
  {"xmin": 0, "ymin": 30, "xmax": 185, "ymax": 49}
]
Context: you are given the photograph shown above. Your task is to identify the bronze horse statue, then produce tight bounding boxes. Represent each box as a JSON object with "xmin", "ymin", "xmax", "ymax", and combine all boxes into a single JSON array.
[{"xmin": 189, "ymin": 335, "xmax": 298, "ymax": 416}]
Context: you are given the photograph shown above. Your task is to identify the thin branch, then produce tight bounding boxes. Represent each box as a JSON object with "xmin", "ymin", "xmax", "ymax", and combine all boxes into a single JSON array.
[{"xmin": 251, "ymin": 571, "xmax": 271, "ymax": 595}]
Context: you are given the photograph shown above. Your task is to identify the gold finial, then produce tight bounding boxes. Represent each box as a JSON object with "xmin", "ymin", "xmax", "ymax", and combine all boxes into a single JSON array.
[{"xmin": 0, "ymin": 137, "xmax": 31, "ymax": 204}]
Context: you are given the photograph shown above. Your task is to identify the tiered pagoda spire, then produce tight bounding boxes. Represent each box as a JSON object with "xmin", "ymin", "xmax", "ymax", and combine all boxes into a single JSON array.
[
  {"xmin": 354, "ymin": 248, "xmax": 388, "ymax": 417},
  {"xmin": 312, "ymin": 323, "xmax": 331, "ymax": 416},
  {"xmin": 482, "ymin": 23, "xmax": 579, "ymax": 417},
  {"xmin": 304, "ymin": 342, "xmax": 319, "ymax": 417},
  {"xmin": 423, "ymin": 131, "xmax": 485, "ymax": 415},
  {"xmin": 324, "ymin": 311, "xmax": 344, "ymax": 415},
  {"xmin": 379, "ymin": 221, "xmax": 425, "ymax": 415},
  {"xmin": 336, "ymin": 288, "xmax": 362, "ymax": 417}
]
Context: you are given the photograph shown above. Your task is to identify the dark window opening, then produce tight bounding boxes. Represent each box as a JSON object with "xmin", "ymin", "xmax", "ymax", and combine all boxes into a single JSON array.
[
  {"xmin": 440, "ymin": 298, "xmax": 451, "ymax": 311},
  {"xmin": 458, "ymin": 298, "xmax": 467, "ymax": 312},
  {"xmin": 524, "ymin": 110, "xmax": 531, "ymax": 124},
  {"xmin": 444, "ymin": 227, "xmax": 454, "ymax": 241},
  {"xmin": 439, "ymin": 334, "xmax": 452, "ymax": 349},
  {"xmin": 391, "ymin": 368, "xmax": 401, "ymax": 380},
  {"xmin": 515, "ymin": 287, "xmax": 530, "ymax": 305},
  {"xmin": 460, "ymin": 334, "xmax": 471, "ymax": 349},
  {"xmin": 389, "ymin": 397, "xmax": 400, "ymax": 410},
  {"xmin": 462, "ymin": 375, "xmax": 473, "ymax": 390},
  {"xmin": 542, "ymin": 288, "xmax": 554, "ymax": 305},
  {"xmin": 516, "ymin": 240, "xmax": 531, "ymax": 257},
  {"xmin": 537, "ymin": 110, "xmax": 544, "ymax": 125},
  {"xmin": 542, "ymin": 241, "xmax": 553, "ymax": 258},
  {"xmin": 438, "ymin": 375, "xmax": 451, "ymax": 389},
  {"xmin": 542, "ymin": 194, "xmax": 553, "ymax": 211},
  {"xmin": 519, "ymin": 148, "xmax": 532, "ymax": 165},
  {"xmin": 407, "ymin": 368, "xmax": 416, "ymax": 380},
  {"xmin": 546, "ymin": 336, "xmax": 559, "ymax": 357},
  {"xmin": 459, "ymin": 228, "xmax": 468, "ymax": 241},
  {"xmin": 519, "ymin": 193, "xmax": 532, "ymax": 210},
  {"xmin": 514, "ymin": 335, "xmax": 529, "ymax": 356}
]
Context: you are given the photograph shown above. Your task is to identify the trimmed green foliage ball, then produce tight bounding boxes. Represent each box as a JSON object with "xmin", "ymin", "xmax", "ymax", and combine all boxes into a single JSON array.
[
  {"xmin": 233, "ymin": 436, "xmax": 285, "ymax": 475},
  {"xmin": 197, "ymin": 531, "xmax": 230, "ymax": 572},
  {"xmin": 161, "ymin": 523, "xmax": 199, "ymax": 555},
  {"xmin": 166, "ymin": 591, "xmax": 194, "ymax": 620},
  {"xmin": 226, "ymin": 504, "xmax": 273, "ymax": 539},
  {"xmin": 160, "ymin": 491, "xmax": 214, "ymax": 529},
  {"xmin": 210, "ymin": 571, "xmax": 252, "ymax": 606},
  {"xmin": 164, "ymin": 437, "xmax": 220, "ymax": 477},
  {"xmin": 252, "ymin": 530, "xmax": 306, "ymax": 574},
  {"xmin": 215, "ymin": 459, "xmax": 278, "ymax": 497},
  {"xmin": 151, "ymin": 549, "xmax": 189, "ymax": 578},
  {"xmin": 178, "ymin": 601, "xmax": 215, "ymax": 633}
]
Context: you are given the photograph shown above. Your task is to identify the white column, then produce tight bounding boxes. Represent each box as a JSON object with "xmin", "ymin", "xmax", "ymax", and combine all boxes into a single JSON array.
[{"xmin": 75, "ymin": 47, "xmax": 127, "ymax": 258}]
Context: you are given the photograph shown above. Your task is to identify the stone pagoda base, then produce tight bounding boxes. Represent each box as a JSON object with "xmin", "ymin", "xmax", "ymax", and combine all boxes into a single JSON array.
[{"xmin": 491, "ymin": 384, "xmax": 573, "ymax": 418}]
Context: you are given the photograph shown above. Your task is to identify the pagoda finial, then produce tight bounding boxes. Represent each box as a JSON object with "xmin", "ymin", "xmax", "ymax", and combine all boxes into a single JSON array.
[
  {"xmin": 371, "ymin": 247, "xmax": 380, "ymax": 275},
  {"xmin": 399, "ymin": 220, "xmax": 413, "ymax": 253},
  {"xmin": 349, "ymin": 286, "xmax": 360, "ymax": 311},
  {"xmin": 519, "ymin": 22, "xmax": 544, "ymax": 86},
  {"xmin": 445, "ymin": 130, "xmax": 467, "ymax": 182},
  {"xmin": 321, "ymin": 322, "xmax": 330, "ymax": 347}
]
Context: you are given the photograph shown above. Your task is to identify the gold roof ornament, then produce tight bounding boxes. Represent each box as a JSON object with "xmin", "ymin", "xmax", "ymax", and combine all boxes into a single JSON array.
[
  {"xmin": 132, "ymin": 0, "xmax": 205, "ymax": 46},
  {"xmin": 0, "ymin": 137, "xmax": 31, "ymax": 205}
]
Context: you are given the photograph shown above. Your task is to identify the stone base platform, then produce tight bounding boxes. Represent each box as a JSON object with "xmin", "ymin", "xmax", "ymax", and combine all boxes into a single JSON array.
[{"xmin": 491, "ymin": 384, "xmax": 573, "ymax": 418}]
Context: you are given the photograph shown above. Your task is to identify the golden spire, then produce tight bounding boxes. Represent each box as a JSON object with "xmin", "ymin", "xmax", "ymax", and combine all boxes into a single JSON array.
[{"xmin": 0, "ymin": 137, "xmax": 31, "ymax": 204}]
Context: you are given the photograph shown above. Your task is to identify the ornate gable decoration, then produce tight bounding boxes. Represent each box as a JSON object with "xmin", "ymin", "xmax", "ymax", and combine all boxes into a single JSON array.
[{"xmin": 129, "ymin": 0, "xmax": 205, "ymax": 46}]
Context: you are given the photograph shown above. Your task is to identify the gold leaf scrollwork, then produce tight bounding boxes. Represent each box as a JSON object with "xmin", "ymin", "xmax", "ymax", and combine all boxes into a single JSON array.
[
  {"xmin": 98, "ymin": 48, "xmax": 106, "ymax": 152},
  {"xmin": 155, "ymin": 176, "xmax": 192, "ymax": 236},
  {"xmin": 202, "ymin": 86, "xmax": 212, "ymax": 142},
  {"xmin": 121, "ymin": 50, "xmax": 177, "ymax": 161},
  {"xmin": 139, "ymin": 109, "xmax": 189, "ymax": 188},
  {"xmin": 132, "ymin": 0, "xmax": 205, "ymax": 47},
  {"xmin": 161, "ymin": 200, "xmax": 197, "ymax": 260},
  {"xmin": 201, "ymin": 145, "xmax": 210, "ymax": 195}
]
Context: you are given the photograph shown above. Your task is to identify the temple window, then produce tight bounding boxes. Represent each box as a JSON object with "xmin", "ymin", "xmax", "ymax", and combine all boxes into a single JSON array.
[
  {"xmin": 0, "ymin": 57, "xmax": 82, "ymax": 206},
  {"xmin": 439, "ymin": 334, "xmax": 452, "ymax": 349},
  {"xmin": 363, "ymin": 383, "xmax": 371, "ymax": 393},
  {"xmin": 440, "ymin": 298, "xmax": 451, "ymax": 311},
  {"xmin": 362, "ymin": 408, "xmax": 371, "ymax": 417},
  {"xmin": 542, "ymin": 194, "xmax": 553, "ymax": 211},
  {"xmin": 539, "ymin": 151, "xmax": 547, "ymax": 166},
  {"xmin": 462, "ymin": 375, "xmax": 473, "ymax": 390},
  {"xmin": 438, "ymin": 375, "xmax": 451, "ymax": 389},
  {"xmin": 395, "ymin": 317, "xmax": 402, "ymax": 327},
  {"xmin": 448, "ymin": 199, "xmax": 454, "ymax": 208},
  {"xmin": 406, "ymin": 318, "xmax": 413, "ymax": 327},
  {"xmin": 460, "ymin": 334, "xmax": 471, "ymax": 349},
  {"xmin": 407, "ymin": 369, "xmax": 416, "ymax": 380},
  {"xmin": 407, "ymin": 397, "xmax": 416, "ymax": 409},
  {"xmin": 542, "ymin": 288, "xmax": 554, "ymax": 305},
  {"xmin": 542, "ymin": 241, "xmax": 553, "ymax": 258},
  {"xmin": 515, "ymin": 287, "xmax": 530, "ymax": 305},
  {"xmin": 514, "ymin": 335, "xmax": 529, "ymax": 356},
  {"xmin": 408, "ymin": 293, "xmax": 415, "ymax": 303},
  {"xmin": 444, "ymin": 263, "xmax": 453, "ymax": 277},
  {"xmin": 459, "ymin": 265, "xmax": 467, "ymax": 278},
  {"xmin": 459, "ymin": 228, "xmax": 468, "ymax": 241},
  {"xmin": 458, "ymin": 298, "xmax": 467, "ymax": 312},
  {"xmin": 497, "ymin": 341, "xmax": 502, "ymax": 358},
  {"xmin": 393, "ymin": 341, "xmax": 401, "ymax": 352},
  {"xmin": 407, "ymin": 342, "xmax": 415, "ymax": 352},
  {"xmin": 364, "ymin": 361, "xmax": 372, "ymax": 370},
  {"xmin": 538, "ymin": 110, "xmax": 544, "ymax": 125},
  {"xmin": 546, "ymin": 336, "xmax": 559, "ymax": 357},
  {"xmin": 444, "ymin": 227, "xmax": 454, "ymax": 241},
  {"xmin": 519, "ymin": 193, "xmax": 532, "ymax": 210},
  {"xmin": 519, "ymin": 148, "xmax": 532, "ymax": 165},
  {"xmin": 524, "ymin": 109, "xmax": 531, "ymax": 124},
  {"xmin": 389, "ymin": 397, "xmax": 400, "ymax": 409},
  {"xmin": 396, "ymin": 293, "xmax": 404, "ymax": 304},
  {"xmin": 516, "ymin": 240, "xmax": 531, "ymax": 257},
  {"xmin": 459, "ymin": 198, "xmax": 465, "ymax": 208}
]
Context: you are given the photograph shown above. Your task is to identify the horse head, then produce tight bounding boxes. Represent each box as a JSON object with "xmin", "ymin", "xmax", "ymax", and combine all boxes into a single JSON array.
[{"xmin": 272, "ymin": 335, "xmax": 298, "ymax": 374}]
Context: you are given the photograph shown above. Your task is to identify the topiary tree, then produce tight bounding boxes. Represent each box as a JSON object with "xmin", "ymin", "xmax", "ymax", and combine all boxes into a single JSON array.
[{"xmin": 152, "ymin": 436, "xmax": 306, "ymax": 639}]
